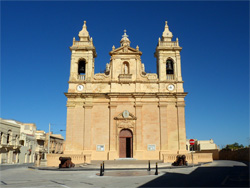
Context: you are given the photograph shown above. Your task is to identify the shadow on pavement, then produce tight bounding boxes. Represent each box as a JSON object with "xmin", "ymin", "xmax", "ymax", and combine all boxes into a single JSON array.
[
  {"xmin": 0, "ymin": 163, "xmax": 34, "ymax": 171},
  {"xmin": 140, "ymin": 165, "xmax": 249, "ymax": 187}
]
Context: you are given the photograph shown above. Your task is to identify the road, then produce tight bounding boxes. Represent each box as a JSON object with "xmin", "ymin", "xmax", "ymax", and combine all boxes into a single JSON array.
[{"xmin": 0, "ymin": 160, "xmax": 249, "ymax": 187}]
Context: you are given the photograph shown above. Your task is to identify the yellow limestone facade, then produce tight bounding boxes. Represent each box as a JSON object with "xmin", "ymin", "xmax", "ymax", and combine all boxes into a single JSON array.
[{"xmin": 64, "ymin": 21, "xmax": 188, "ymax": 161}]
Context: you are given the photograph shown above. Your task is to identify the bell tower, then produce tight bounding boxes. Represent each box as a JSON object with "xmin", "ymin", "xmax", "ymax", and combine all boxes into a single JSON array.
[
  {"xmin": 69, "ymin": 21, "xmax": 97, "ymax": 81},
  {"xmin": 155, "ymin": 21, "xmax": 183, "ymax": 83}
]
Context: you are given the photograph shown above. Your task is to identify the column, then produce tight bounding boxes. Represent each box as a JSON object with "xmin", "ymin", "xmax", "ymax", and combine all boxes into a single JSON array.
[{"xmin": 176, "ymin": 52, "xmax": 183, "ymax": 81}]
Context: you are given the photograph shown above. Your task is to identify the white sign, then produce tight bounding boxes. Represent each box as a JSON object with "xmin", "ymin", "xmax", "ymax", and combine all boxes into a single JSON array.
[
  {"xmin": 147, "ymin": 144, "xmax": 156, "ymax": 151},
  {"xmin": 96, "ymin": 145, "xmax": 105, "ymax": 151}
]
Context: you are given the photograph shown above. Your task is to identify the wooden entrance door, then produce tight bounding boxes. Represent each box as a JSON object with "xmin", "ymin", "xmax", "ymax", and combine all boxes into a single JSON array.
[{"xmin": 119, "ymin": 129, "xmax": 133, "ymax": 158}]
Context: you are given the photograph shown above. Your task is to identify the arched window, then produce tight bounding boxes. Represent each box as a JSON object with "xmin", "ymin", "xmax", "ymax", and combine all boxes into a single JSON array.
[
  {"xmin": 78, "ymin": 59, "xmax": 86, "ymax": 75},
  {"xmin": 123, "ymin": 62, "xmax": 129, "ymax": 74},
  {"xmin": 166, "ymin": 59, "xmax": 174, "ymax": 74}
]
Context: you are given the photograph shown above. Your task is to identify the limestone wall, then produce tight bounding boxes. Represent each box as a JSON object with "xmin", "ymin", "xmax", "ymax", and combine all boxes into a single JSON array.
[
  {"xmin": 196, "ymin": 149, "xmax": 219, "ymax": 160},
  {"xmin": 219, "ymin": 148, "xmax": 250, "ymax": 162}
]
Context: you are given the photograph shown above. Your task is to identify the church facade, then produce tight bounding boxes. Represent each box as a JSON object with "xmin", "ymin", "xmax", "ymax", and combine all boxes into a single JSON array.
[{"xmin": 64, "ymin": 21, "xmax": 188, "ymax": 160}]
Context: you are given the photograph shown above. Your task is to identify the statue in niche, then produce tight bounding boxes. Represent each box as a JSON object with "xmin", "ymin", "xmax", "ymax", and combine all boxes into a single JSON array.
[
  {"xmin": 141, "ymin": 63, "xmax": 145, "ymax": 72},
  {"xmin": 124, "ymin": 63, "xmax": 128, "ymax": 74},
  {"xmin": 106, "ymin": 63, "xmax": 110, "ymax": 72}
]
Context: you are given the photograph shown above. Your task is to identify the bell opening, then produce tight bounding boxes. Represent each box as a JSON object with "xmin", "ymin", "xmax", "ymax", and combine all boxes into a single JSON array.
[
  {"xmin": 78, "ymin": 60, "xmax": 86, "ymax": 75},
  {"xmin": 166, "ymin": 59, "xmax": 174, "ymax": 75}
]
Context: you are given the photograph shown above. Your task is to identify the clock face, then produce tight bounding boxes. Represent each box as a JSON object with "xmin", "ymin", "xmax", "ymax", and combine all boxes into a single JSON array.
[
  {"xmin": 167, "ymin": 84, "xmax": 175, "ymax": 91},
  {"xmin": 77, "ymin": 85, "xmax": 84, "ymax": 91}
]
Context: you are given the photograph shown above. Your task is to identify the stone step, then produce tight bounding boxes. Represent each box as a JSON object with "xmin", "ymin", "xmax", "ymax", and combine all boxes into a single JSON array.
[{"xmin": 90, "ymin": 160, "xmax": 163, "ymax": 165}]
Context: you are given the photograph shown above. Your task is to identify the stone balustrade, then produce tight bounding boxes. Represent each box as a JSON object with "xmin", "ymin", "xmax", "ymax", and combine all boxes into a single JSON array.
[
  {"xmin": 78, "ymin": 75, "xmax": 85, "ymax": 80},
  {"xmin": 166, "ymin": 75, "xmax": 174, "ymax": 80},
  {"xmin": 163, "ymin": 153, "xmax": 213, "ymax": 164},
  {"xmin": 118, "ymin": 74, "xmax": 132, "ymax": 82},
  {"xmin": 159, "ymin": 41, "xmax": 178, "ymax": 47}
]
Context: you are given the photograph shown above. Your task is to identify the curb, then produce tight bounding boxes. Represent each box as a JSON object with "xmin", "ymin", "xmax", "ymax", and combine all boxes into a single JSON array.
[{"xmin": 28, "ymin": 163, "xmax": 208, "ymax": 171}]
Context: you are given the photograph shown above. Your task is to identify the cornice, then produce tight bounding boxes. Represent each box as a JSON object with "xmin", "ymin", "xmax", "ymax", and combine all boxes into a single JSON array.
[
  {"xmin": 176, "ymin": 103, "xmax": 186, "ymax": 107},
  {"xmin": 155, "ymin": 46, "xmax": 182, "ymax": 51},
  {"xmin": 65, "ymin": 92, "xmax": 188, "ymax": 99},
  {"xmin": 83, "ymin": 104, "xmax": 93, "ymax": 109},
  {"xmin": 158, "ymin": 103, "xmax": 168, "ymax": 107},
  {"xmin": 68, "ymin": 80, "xmax": 184, "ymax": 84}
]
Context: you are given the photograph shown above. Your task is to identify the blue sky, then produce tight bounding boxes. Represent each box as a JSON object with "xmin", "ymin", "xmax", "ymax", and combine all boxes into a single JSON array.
[{"xmin": 1, "ymin": 1, "xmax": 249, "ymax": 148}]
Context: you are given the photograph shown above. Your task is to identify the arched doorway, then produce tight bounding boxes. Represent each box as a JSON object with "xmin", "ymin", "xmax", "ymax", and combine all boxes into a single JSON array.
[{"xmin": 119, "ymin": 129, "xmax": 133, "ymax": 158}]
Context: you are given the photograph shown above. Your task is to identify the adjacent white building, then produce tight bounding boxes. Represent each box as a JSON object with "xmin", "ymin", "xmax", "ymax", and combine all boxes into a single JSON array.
[
  {"xmin": 19, "ymin": 123, "xmax": 37, "ymax": 163},
  {"xmin": 1, "ymin": 118, "xmax": 65, "ymax": 166},
  {"xmin": 35, "ymin": 130, "xmax": 47, "ymax": 166},
  {"xmin": 186, "ymin": 139, "xmax": 219, "ymax": 151},
  {"xmin": 0, "ymin": 118, "xmax": 21, "ymax": 164},
  {"xmin": 1, "ymin": 119, "xmax": 37, "ymax": 164}
]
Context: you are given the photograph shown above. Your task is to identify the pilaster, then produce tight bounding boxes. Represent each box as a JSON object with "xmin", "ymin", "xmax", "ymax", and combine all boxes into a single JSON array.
[
  {"xmin": 134, "ymin": 101, "xmax": 143, "ymax": 158},
  {"xmin": 74, "ymin": 102, "xmax": 85, "ymax": 151},
  {"xmin": 108, "ymin": 103, "xmax": 117, "ymax": 159},
  {"xmin": 64, "ymin": 103, "xmax": 76, "ymax": 153},
  {"xmin": 83, "ymin": 103, "xmax": 93, "ymax": 150},
  {"xmin": 176, "ymin": 102, "xmax": 187, "ymax": 153},
  {"xmin": 158, "ymin": 102, "xmax": 168, "ymax": 152}
]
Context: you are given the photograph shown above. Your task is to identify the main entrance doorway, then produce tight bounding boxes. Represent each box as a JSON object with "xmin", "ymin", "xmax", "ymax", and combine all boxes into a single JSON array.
[{"xmin": 119, "ymin": 129, "xmax": 133, "ymax": 158}]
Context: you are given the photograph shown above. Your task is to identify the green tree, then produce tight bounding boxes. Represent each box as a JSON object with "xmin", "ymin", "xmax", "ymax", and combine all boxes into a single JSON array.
[{"xmin": 224, "ymin": 142, "xmax": 244, "ymax": 150}]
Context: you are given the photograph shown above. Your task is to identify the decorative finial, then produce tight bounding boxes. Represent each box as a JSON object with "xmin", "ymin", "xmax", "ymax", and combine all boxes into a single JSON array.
[
  {"xmin": 79, "ymin": 20, "xmax": 89, "ymax": 39},
  {"xmin": 162, "ymin": 20, "xmax": 173, "ymax": 41},
  {"xmin": 136, "ymin": 45, "xmax": 139, "ymax": 50},
  {"xmin": 120, "ymin": 29, "xmax": 130, "ymax": 46},
  {"xmin": 83, "ymin": 21, "xmax": 87, "ymax": 29},
  {"xmin": 73, "ymin": 37, "xmax": 75, "ymax": 45},
  {"xmin": 112, "ymin": 45, "xmax": 115, "ymax": 50},
  {"xmin": 122, "ymin": 29, "xmax": 129, "ymax": 38}
]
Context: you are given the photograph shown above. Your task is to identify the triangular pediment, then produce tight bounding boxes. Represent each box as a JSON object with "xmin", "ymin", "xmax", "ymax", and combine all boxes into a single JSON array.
[
  {"xmin": 114, "ymin": 110, "xmax": 137, "ymax": 120},
  {"xmin": 110, "ymin": 46, "xmax": 142, "ymax": 55}
]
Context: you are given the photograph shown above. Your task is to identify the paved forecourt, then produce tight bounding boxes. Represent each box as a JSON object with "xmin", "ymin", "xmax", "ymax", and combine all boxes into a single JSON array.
[{"xmin": 1, "ymin": 160, "xmax": 249, "ymax": 187}]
